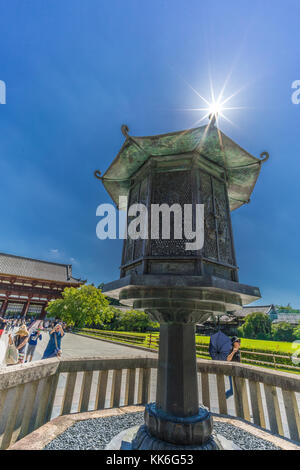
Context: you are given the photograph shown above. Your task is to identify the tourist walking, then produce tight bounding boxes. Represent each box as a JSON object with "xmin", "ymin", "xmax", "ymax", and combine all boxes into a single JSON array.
[
  {"xmin": 208, "ymin": 331, "xmax": 238, "ymax": 399},
  {"xmin": 7, "ymin": 325, "xmax": 30, "ymax": 364},
  {"xmin": 42, "ymin": 323, "xmax": 65, "ymax": 359},
  {"xmin": 225, "ymin": 336, "xmax": 241, "ymax": 399},
  {"xmin": 25, "ymin": 327, "xmax": 43, "ymax": 362}
]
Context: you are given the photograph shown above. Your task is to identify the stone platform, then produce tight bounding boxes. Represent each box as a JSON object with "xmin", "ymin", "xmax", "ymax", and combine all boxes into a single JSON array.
[{"xmin": 8, "ymin": 407, "xmax": 300, "ymax": 450}]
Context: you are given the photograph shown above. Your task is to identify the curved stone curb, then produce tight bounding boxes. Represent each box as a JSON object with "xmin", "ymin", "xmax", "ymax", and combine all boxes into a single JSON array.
[
  {"xmin": 8, "ymin": 406, "xmax": 143, "ymax": 450},
  {"xmin": 211, "ymin": 414, "xmax": 300, "ymax": 451},
  {"xmin": 7, "ymin": 406, "xmax": 300, "ymax": 451}
]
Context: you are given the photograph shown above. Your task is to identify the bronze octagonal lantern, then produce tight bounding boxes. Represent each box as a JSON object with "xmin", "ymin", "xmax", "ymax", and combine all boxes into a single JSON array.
[{"xmin": 98, "ymin": 119, "xmax": 268, "ymax": 449}]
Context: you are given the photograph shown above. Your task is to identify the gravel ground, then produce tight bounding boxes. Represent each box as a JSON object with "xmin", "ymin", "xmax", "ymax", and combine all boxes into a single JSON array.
[
  {"xmin": 213, "ymin": 422, "xmax": 280, "ymax": 450},
  {"xmin": 44, "ymin": 412, "xmax": 280, "ymax": 450},
  {"xmin": 44, "ymin": 413, "xmax": 145, "ymax": 450}
]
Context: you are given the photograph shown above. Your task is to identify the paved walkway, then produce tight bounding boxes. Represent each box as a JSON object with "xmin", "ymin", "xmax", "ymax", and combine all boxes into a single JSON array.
[{"xmin": 0, "ymin": 329, "xmax": 156, "ymax": 364}]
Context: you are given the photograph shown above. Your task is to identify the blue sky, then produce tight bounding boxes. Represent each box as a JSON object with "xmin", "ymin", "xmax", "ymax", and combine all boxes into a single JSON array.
[{"xmin": 0, "ymin": 0, "xmax": 299, "ymax": 306}]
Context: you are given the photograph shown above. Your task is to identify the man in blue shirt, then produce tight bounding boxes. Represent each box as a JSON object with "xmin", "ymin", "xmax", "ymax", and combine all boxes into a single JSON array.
[{"xmin": 25, "ymin": 328, "xmax": 43, "ymax": 362}]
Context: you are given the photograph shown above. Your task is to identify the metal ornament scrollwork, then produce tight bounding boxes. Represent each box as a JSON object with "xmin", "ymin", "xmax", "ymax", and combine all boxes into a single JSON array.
[
  {"xmin": 121, "ymin": 124, "xmax": 130, "ymax": 138},
  {"xmin": 94, "ymin": 170, "xmax": 102, "ymax": 180},
  {"xmin": 259, "ymin": 151, "xmax": 269, "ymax": 163}
]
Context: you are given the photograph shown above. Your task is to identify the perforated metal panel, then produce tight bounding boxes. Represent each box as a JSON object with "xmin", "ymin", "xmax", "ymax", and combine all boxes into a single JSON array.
[
  {"xmin": 201, "ymin": 172, "xmax": 218, "ymax": 260},
  {"xmin": 150, "ymin": 170, "xmax": 195, "ymax": 257},
  {"xmin": 200, "ymin": 171, "xmax": 234, "ymax": 266},
  {"xmin": 120, "ymin": 164, "xmax": 237, "ymax": 281}
]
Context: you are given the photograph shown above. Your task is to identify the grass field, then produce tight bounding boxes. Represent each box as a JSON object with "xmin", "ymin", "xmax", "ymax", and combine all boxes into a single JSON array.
[
  {"xmin": 195, "ymin": 335, "xmax": 296, "ymax": 354},
  {"xmin": 78, "ymin": 327, "xmax": 300, "ymax": 375},
  {"xmin": 78, "ymin": 328, "xmax": 299, "ymax": 359},
  {"xmin": 79, "ymin": 328, "xmax": 297, "ymax": 353}
]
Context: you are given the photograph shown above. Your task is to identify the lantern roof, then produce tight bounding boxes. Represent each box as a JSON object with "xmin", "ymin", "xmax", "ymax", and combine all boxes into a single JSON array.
[{"xmin": 100, "ymin": 122, "xmax": 268, "ymax": 211}]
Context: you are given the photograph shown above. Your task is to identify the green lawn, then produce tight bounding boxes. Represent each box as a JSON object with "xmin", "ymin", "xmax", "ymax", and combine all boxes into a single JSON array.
[
  {"xmin": 195, "ymin": 334, "xmax": 295, "ymax": 354},
  {"xmin": 79, "ymin": 328, "xmax": 296, "ymax": 354},
  {"xmin": 76, "ymin": 328, "xmax": 300, "ymax": 374},
  {"xmin": 78, "ymin": 328, "xmax": 295, "ymax": 354}
]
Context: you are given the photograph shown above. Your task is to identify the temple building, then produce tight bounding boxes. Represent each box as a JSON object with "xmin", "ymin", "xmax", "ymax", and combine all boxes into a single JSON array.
[
  {"xmin": 0, "ymin": 252, "xmax": 84, "ymax": 319},
  {"xmin": 196, "ymin": 304, "xmax": 300, "ymax": 335}
]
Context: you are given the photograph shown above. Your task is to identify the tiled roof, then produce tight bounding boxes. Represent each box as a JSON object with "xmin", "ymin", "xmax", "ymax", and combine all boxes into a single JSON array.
[
  {"xmin": 197, "ymin": 314, "xmax": 237, "ymax": 325},
  {"xmin": 0, "ymin": 252, "xmax": 82, "ymax": 284},
  {"xmin": 273, "ymin": 314, "xmax": 300, "ymax": 324},
  {"xmin": 230, "ymin": 305, "xmax": 274, "ymax": 318}
]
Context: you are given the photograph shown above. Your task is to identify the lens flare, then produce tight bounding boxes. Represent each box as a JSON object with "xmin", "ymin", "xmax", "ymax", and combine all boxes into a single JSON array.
[
  {"xmin": 208, "ymin": 100, "xmax": 223, "ymax": 117},
  {"xmin": 180, "ymin": 77, "xmax": 246, "ymax": 130}
]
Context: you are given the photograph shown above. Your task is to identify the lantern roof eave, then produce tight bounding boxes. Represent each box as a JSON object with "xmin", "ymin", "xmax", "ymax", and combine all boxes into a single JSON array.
[{"xmin": 101, "ymin": 123, "xmax": 269, "ymax": 211}]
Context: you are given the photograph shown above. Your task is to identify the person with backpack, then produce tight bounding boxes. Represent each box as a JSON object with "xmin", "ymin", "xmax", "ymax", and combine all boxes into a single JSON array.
[
  {"xmin": 25, "ymin": 327, "xmax": 43, "ymax": 362},
  {"xmin": 225, "ymin": 336, "xmax": 241, "ymax": 398}
]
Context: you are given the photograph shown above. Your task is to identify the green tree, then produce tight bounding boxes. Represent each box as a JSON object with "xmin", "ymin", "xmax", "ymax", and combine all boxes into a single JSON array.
[
  {"xmin": 98, "ymin": 283, "xmax": 121, "ymax": 306},
  {"xmin": 101, "ymin": 307, "xmax": 123, "ymax": 330},
  {"xmin": 238, "ymin": 312, "xmax": 272, "ymax": 340},
  {"xmin": 275, "ymin": 303, "xmax": 300, "ymax": 314},
  {"xmin": 46, "ymin": 285, "xmax": 113, "ymax": 328},
  {"xmin": 115, "ymin": 309, "xmax": 158, "ymax": 332},
  {"xmin": 271, "ymin": 322, "xmax": 296, "ymax": 342},
  {"xmin": 293, "ymin": 323, "xmax": 300, "ymax": 340}
]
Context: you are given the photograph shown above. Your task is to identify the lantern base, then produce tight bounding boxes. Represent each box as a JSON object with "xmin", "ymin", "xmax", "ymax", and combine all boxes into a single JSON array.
[
  {"xmin": 126, "ymin": 403, "xmax": 219, "ymax": 450},
  {"xmin": 128, "ymin": 425, "xmax": 221, "ymax": 450},
  {"xmin": 144, "ymin": 402, "xmax": 214, "ymax": 444}
]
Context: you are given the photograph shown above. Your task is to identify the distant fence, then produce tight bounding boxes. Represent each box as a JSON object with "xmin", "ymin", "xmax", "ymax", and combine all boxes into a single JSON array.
[
  {"xmin": 79, "ymin": 328, "xmax": 147, "ymax": 346},
  {"xmin": 0, "ymin": 357, "xmax": 299, "ymax": 449},
  {"xmin": 76, "ymin": 329, "xmax": 300, "ymax": 372}
]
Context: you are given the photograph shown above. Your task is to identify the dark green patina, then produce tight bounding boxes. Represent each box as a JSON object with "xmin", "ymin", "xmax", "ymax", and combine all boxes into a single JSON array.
[
  {"xmin": 99, "ymin": 120, "xmax": 268, "ymax": 450},
  {"xmin": 101, "ymin": 122, "xmax": 268, "ymax": 212}
]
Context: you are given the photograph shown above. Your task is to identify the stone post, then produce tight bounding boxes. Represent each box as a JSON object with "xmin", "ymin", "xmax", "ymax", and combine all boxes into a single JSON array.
[
  {"xmin": 131, "ymin": 312, "xmax": 218, "ymax": 450},
  {"xmin": 156, "ymin": 322, "xmax": 198, "ymax": 417}
]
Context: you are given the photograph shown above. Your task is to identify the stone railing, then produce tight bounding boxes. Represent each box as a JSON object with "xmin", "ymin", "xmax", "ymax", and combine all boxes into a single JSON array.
[
  {"xmin": 0, "ymin": 356, "xmax": 156, "ymax": 450},
  {"xmin": 0, "ymin": 357, "xmax": 299, "ymax": 449},
  {"xmin": 197, "ymin": 360, "xmax": 300, "ymax": 442}
]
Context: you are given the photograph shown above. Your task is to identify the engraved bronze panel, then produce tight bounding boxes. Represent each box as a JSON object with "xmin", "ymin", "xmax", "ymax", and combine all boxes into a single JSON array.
[{"xmin": 150, "ymin": 170, "xmax": 194, "ymax": 257}]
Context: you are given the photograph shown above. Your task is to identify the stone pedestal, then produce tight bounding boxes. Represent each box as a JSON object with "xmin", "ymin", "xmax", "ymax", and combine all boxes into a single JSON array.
[
  {"xmin": 156, "ymin": 323, "xmax": 198, "ymax": 417},
  {"xmin": 103, "ymin": 279, "xmax": 260, "ymax": 449},
  {"xmin": 131, "ymin": 319, "xmax": 219, "ymax": 449}
]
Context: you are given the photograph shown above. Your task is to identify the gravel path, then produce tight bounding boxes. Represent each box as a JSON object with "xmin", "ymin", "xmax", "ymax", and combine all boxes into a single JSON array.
[
  {"xmin": 44, "ymin": 412, "xmax": 145, "ymax": 450},
  {"xmin": 213, "ymin": 421, "xmax": 280, "ymax": 450},
  {"xmin": 44, "ymin": 412, "xmax": 281, "ymax": 450}
]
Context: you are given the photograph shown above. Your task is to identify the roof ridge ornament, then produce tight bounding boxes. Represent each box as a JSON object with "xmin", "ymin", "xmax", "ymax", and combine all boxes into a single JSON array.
[
  {"xmin": 208, "ymin": 113, "xmax": 218, "ymax": 127},
  {"xmin": 208, "ymin": 113, "xmax": 217, "ymax": 127}
]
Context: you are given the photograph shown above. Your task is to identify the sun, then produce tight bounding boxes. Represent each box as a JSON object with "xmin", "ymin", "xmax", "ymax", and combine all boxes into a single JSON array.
[
  {"xmin": 181, "ymin": 78, "xmax": 246, "ymax": 129},
  {"xmin": 208, "ymin": 100, "xmax": 224, "ymax": 118}
]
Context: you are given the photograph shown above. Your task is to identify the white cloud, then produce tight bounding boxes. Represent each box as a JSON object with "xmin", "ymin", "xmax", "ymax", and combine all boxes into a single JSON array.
[{"xmin": 49, "ymin": 249, "xmax": 60, "ymax": 258}]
